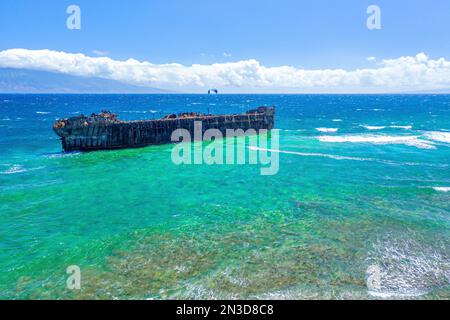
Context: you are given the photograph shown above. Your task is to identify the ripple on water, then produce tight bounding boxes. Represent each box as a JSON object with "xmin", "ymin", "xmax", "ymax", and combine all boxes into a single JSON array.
[{"xmin": 366, "ymin": 233, "xmax": 450, "ymax": 298}]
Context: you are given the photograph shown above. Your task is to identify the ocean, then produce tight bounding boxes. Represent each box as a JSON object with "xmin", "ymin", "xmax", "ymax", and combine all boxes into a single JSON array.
[{"xmin": 0, "ymin": 94, "xmax": 449, "ymax": 299}]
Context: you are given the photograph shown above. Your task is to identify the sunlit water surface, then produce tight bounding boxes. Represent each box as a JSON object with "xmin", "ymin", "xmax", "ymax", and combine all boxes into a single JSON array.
[{"xmin": 0, "ymin": 94, "xmax": 449, "ymax": 299}]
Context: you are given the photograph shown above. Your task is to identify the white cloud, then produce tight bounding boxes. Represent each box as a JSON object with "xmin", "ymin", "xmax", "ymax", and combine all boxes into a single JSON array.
[
  {"xmin": 0, "ymin": 48, "xmax": 449, "ymax": 92},
  {"xmin": 367, "ymin": 56, "xmax": 376, "ymax": 61},
  {"xmin": 223, "ymin": 52, "xmax": 232, "ymax": 57}
]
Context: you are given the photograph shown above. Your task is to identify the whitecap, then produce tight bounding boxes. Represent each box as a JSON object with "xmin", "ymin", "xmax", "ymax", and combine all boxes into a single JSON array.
[
  {"xmin": 432, "ymin": 187, "xmax": 450, "ymax": 192},
  {"xmin": 36, "ymin": 111, "xmax": 51, "ymax": 115},
  {"xmin": 362, "ymin": 125, "xmax": 386, "ymax": 130},
  {"xmin": 317, "ymin": 134, "xmax": 436, "ymax": 149},
  {"xmin": 423, "ymin": 131, "xmax": 450, "ymax": 143},
  {"xmin": 390, "ymin": 125, "xmax": 412, "ymax": 130},
  {"xmin": 315, "ymin": 127, "xmax": 339, "ymax": 133},
  {"xmin": 332, "ymin": 119, "xmax": 343, "ymax": 122}
]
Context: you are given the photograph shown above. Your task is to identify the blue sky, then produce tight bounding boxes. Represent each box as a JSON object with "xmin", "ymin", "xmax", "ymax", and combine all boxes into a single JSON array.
[{"xmin": 0, "ymin": 0, "xmax": 450, "ymax": 92}]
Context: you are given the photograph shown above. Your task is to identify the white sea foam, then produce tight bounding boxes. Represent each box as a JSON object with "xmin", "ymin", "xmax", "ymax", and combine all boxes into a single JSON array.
[
  {"xmin": 44, "ymin": 152, "xmax": 81, "ymax": 159},
  {"xmin": 390, "ymin": 125, "xmax": 412, "ymax": 130},
  {"xmin": 122, "ymin": 110, "xmax": 147, "ymax": 114},
  {"xmin": 366, "ymin": 234, "xmax": 449, "ymax": 298},
  {"xmin": 248, "ymin": 146, "xmax": 438, "ymax": 167},
  {"xmin": 367, "ymin": 289, "xmax": 429, "ymax": 298},
  {"xmin": 249, "ymin": 146, "xmax": 372, "ymax": 162},
  {"xmin": 1, "ymin": 165, "xmax": 27, "ymax": 175},
  {"xmin": 423, "ymin": 131, "xmax": 450, "ymax": 143},
  {"xmin": 432, "ymin": 187, "xmax": 450, "ymax": 192},
  {"xmin": 362, "ymin": 125, "xmax": 386, "ymax": 130},
  {"xmin": 332, "ymin": 119, "xmax": 343, "ymax": 122},
  {"xmin": 315, "ymin": 127, "xmax": 339, "ymax": 133},
  {"xmin": 317, "ymin": 134, "xmax": 436, "ymax": 149},
  {"xmin": 36, "ymin": 111, "xmax": 51, "ymax": 115}
]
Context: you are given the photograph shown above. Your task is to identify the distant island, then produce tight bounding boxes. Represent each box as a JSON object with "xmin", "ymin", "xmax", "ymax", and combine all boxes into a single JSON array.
[{"xmin": 0, "ymin": 68, "xmax": 174, "ymax": 94}]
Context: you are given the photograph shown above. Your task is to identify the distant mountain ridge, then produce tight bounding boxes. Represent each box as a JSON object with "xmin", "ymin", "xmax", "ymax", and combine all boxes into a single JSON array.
[{"xmin": 0, "ymin": 68, "xmax": 173, "ymax": 93}]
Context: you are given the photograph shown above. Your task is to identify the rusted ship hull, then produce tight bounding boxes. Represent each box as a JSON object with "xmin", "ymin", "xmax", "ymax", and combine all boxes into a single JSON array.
[{"xmin": 53, "ymin": 107, "xmax": 275, "ymax": 152}]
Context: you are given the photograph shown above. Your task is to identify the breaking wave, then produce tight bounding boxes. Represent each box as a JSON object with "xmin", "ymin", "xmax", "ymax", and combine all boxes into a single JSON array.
[
  {"xmin": 250, "ymin": 146, "xmax": 372, "ymax": 162},
  {"xmin": 362, "ymin": 125, "xmax": 413, "ymax": 130},
  {"xmin": 423, "ymin": 131, "xmax": 450, "ymax": 144},
  {"xmin": 362, "ymin": 125, "xmax": 386, "ymax": 130},
  {"xmin": 390, "ymin": 125, "xmax": 412, "ymax": 130},
  {"xmin": 317, "ymin": 134, "xmax": 436, "ymax": 149},
  {"xmin": 432, "ymin": 187, "xmax": 450, "ymax": 192},
  {"xmin": 248, "ymin": 147, "xmax": 445, "ymax": 167},
  {"xmin": 249, "ymin": 147, "xmax": 447, "ymax": 168},
  {"xmin": 315, "ymin": 127, "xmax": 339, "ymax": 133}
]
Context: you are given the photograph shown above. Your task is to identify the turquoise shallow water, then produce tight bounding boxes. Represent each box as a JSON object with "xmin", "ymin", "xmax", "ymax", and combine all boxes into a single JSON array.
[{"xmin": 0, "ymin": 94, "xmax": 449, "ymax": 299}]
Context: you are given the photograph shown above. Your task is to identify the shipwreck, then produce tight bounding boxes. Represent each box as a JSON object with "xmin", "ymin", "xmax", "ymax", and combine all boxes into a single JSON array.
[{"xmin": 53, "ymin": 107, "xmax": 275, "ymax": 152}]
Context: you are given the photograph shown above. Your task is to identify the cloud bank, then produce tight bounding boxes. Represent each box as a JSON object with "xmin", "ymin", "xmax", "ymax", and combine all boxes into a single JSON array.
[{"xmin": 0, "ymin": 49, "xmax": 449, "ymax": 93}]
